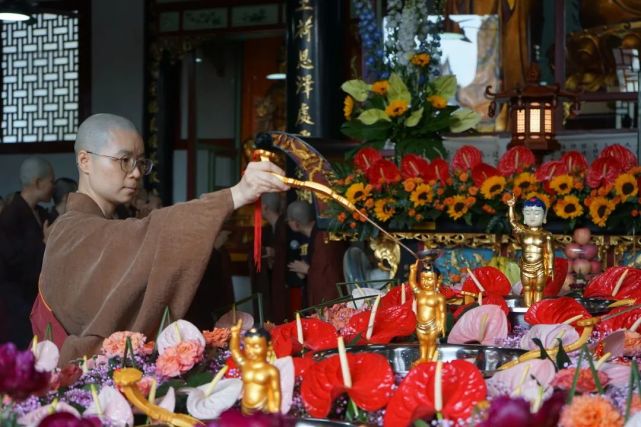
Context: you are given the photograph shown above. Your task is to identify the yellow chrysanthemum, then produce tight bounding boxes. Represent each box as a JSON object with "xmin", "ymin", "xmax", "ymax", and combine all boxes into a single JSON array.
[
  {"xmin": 343, "ymin": 95, "xmax": 354, "ymax": 120},
  {"xmin": 549, "ymin": 174, "xmax": 574, "ymax": 195},
  {"xmin": 553, "ymin": 195, "xmax": 584, "ymax": 219},
  {"xmin": 385, "ymin": 99, "xmax": 409, "ymax": 117},
  {"xmin": 410, "ymin": 183, "xmax": 433, "ymax": 207},
  {"xmin": 614, "ymin": 173, "xmax": 638, "ymax": 199},
  {"xmin": 480, "ymin": 176, "xmax": 506, "ymax": 199},
  {"xmin": 427, "ymin": 95, "xmax": 447, "ymax": 109},
  {"xmin": 512, "ymin": 172, "xmax": 537, "ymax": 194},
  {"xmin": 588, "ymin": 196, "xmax": 616, "ymax": 227},
  {"xmin": 410, "ymin": 53, "xmax": 431, "ymax": 67},
  {"xmin": 446, "ymin": 195, "xmax": 470, "ymax": 220},
  {"xmin": 374, "ymin": 198, "xmax": 396, "ymax": 222},
  {"xmin": 345, "ymin": 182, "xmax": 371, "ymax": 204},
  {"xmin": 371, "ymin": 80, "xmax": 389, "ymax": 95},
  {"xmin": 524, "ymin": 192, "xmax": 551, "ymax": 208}
]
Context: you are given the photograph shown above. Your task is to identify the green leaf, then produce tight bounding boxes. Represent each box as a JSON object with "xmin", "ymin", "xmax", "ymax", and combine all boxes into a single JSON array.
[
  {"xmin": 186, "ymin": 371, "xmax": 214, "ymax": 387},
  {"xmin": 341, "ymin": 79, "xmax": 370, "ymax": 102},
  {"xmin": 556, "ymin": 338, "xmax": 571, "ymax": 369},
  {"xmin": 531, "ymin": 338, "xmax": 553, "ymax": 363},
  {"xmin": 348, "ymin": 332, "xmax": 363, "ymax": 346},
  {"xmin": 432, "ymin": 75, "xmax": 458, "ymax": 99},
  {"xmin": 413, "ymin": 421, "xmax": 430, "ymax": 427},
  {"xmin": 156, "ymin": 379, "xmax": 186, "ymax": 398},
  {"xmin": 450, "ymin": 108, "xmax": 481, "ymax": 133},
  {"xmin": 340, "ymin": 120, "xmax": 391, "ymax": 142},
  {"xmin": 387, "ymin": 73, "xmax": 411, "ymax": 103},
  {"xmin": 357, "ymin": 108, "xmax": 391, "ymax": 125},
  {"xmin": 405, "ymin": 107, "xmax": 424, "ymax": 127}
]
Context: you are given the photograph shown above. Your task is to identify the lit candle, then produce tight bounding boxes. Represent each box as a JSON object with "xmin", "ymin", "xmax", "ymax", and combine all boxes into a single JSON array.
[
  {"xmin": 337, "ymin": 337, "xmax": 352, "ymax": 388},
  {"xmin": 296, "ymin": 312, "xmax": 304, "ymax": 345},
  {"xmin": 434, "ymin": 361, "xmax": 443, "ymax": 413},
  {"xmin": 612, "ymin": 269, "xmax": 629, "ymax": 297},
  {"xmin": 467, "ymin": 268, "xmax": 486, "ymax": 293},
  {"xmin": 205, "ymin": 365, "xmax": 229, "ymax": 397},
  {"xmin": 148, "ymin": 378, "xmax": 157, "ymax": 403},
  {"xmin": 366, "ymin": 295, "xmax": 381, "ymax": 341}
]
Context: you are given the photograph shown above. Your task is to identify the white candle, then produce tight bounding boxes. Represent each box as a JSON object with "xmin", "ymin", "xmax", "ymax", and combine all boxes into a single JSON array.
[
  {"xmin": 514, "ymin": 364, "xmax": 531, "ymax": 396},
  {"xmin": 478, "ymin": 313, "xmax": 489, "ymax": 343},
  {"xmin": 434, "ymin": 361, "xmax": 443, "ymax": 412},
  {"xmin": 296, "ymin": 312, "xmax": 304, "ymax": 345},
  {"xmin": 467, "ymin": 268, "xmax": 486, "ymax": 293},
  {"xmin": 148, "ymin": 378, "xmax": 157, "ymax": 403},
  {"xmin": 31, "ymin": 335, "xmax": 38, "ymax": 353},
  {"xmin": 612, "ymin": 269, "xmax": 629, "ymax": 297},
  {"xmin": 173, "ymin": 322, "xmax": 182, "ymax": 342},
  {"xmin": 401, "ymin": 284, "xmax": 406, "ymax": 305},
  {"xmin": 477, "ymin": 292, "xmax": 483, "ymax": 305},
  {"xmin": 366, "ymin": 295, "xmax": 381, "ymax": 341},
  {"xmin": 337, "ymin": 337, "xmax": 352, "ymax": 388},
  {"xmin": 90, "ymin": 384, "xmax": 103, "ymax": 416},
  {"xmin": 205, "ymin": 365, "xmax": 229, "ymax": 397},
  {"xmin": 630, "ymin": 317, "xmax": 641, "ymax": 333},
  {"xmin": 82, "ymin": 355, "xmax": 89, "ymax": 375}
]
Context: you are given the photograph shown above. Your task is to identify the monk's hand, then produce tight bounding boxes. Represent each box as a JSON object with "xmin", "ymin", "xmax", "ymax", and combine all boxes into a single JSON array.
[
  {"xmin": 231, "ymin": 161, "xmax": 290, "ymax": 209},
  {"xmin": 288, "ymin": 260, "xmax": 310, "ymax": 275}
]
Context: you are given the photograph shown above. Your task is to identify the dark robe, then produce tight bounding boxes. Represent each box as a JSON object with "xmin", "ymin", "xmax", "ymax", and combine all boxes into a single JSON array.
[
  {"xmin": 0, "ymin": 193, "xmax": 50, "ymax": 346},
  {"xmin": 249, "ymin": 215, "xmax": 288, "ymax": 323},
  {"xmin": 32, "ymin": 190, "xmax": 233, "ymax": 363},
  {"xmin": 306, "ymin": 227, "xmax": 346, "ymax": 307}
]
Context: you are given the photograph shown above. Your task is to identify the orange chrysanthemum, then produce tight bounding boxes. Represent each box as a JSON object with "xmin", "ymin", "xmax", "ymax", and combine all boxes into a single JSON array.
[
  {"xmin": 385, "ymin": 99, "xmax": 409, "ymax": 117},
  {"xmin": 559, "ymin": 395, "xmax": 623, "ymax": 427},
  {"xmin": 427, "ymin": 95, "xmax": 447, "ymax": 109},
  {"xmin": 410, "ymin": 53, "xmax": 431, "ymax": 66},
  {"xmin": 371, "ymin": 80, "xmax": 389, "ymax": 95}
]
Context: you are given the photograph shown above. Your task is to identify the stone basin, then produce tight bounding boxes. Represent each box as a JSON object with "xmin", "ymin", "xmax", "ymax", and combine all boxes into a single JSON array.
[{"xmin": 314, "ymin": 343, "xmax": 526, "ymax": 378}]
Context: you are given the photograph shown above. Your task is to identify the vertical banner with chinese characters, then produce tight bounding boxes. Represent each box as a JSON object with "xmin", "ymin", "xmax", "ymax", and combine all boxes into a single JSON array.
[{"xmin": 286, "ymin": 0, "xmax": 343, "ymax": 138}]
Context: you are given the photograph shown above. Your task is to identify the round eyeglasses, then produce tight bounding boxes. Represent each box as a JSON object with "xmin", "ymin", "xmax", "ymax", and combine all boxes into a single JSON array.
[{"xmin": 86, "ymin": 151, "xmax": 154, "ymax": 176}]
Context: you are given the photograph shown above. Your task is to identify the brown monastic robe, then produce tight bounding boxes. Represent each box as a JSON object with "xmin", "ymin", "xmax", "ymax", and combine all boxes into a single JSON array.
[
  {"xmin": 306, "ymin": 228, "xmax": 346, "ymax": 307},
  {"xmin": 34, "ymin": 190, "xmax": 233, "ymax": 364}
]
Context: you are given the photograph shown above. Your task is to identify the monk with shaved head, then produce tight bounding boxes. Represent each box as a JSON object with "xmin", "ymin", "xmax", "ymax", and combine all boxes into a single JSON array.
[{"xmin": 31, "ymin": 113, "xmax": 288, "ymax": 363}]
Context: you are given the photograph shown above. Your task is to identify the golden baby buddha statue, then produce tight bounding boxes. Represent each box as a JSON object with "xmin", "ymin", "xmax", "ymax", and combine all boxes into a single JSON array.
[
  {"xmin": 230, "ymin": 320, "xmax": 281, "ymax": 414},
  {"xmin": 507, "ymin": 194, "xmax": 554, "ymax": 307},
  {"xmin": 409, "ymin": 259, "xmax": 447, "ymax": 365}
]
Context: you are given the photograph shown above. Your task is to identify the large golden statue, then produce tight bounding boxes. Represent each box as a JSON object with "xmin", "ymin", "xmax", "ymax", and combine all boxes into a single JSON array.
[
  {"xmin": 409, "ymin": 260, "xmax": 446, "ymax": 365},
  {"xmin": 230, "ymin": 320, "xmax": 281, "ymax": 415},
  {"xmin": 507, "ymin": 194, "xmax": 554, "ymax": 307}
]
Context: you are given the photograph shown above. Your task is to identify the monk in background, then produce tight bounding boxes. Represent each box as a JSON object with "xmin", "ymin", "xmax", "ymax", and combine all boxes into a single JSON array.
[{"xmin": 31, "ymin": 113, "xmax": 288, "ymax": 363}]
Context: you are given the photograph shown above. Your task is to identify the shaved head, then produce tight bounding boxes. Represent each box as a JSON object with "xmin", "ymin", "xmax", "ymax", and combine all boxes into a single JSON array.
[
  {"xmin": 19, "ymin": 156, "xmax": 53, "ymax": 187},
  {"xmin": 75, "ymin": 113, "xmax": 139, "ymax": 153},
  {"xmin": 287, "ymin": 200, "xmax": 314, "ymax": 225},
  {"xmin": 261, "ymin": 192, "xmax": 283, "ymax": 214}
]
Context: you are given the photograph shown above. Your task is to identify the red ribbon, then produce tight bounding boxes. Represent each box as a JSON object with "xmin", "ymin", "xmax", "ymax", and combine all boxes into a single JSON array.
[{"xmin": 254, "ymin": 199, "xmax": 262, "ymax": 272}]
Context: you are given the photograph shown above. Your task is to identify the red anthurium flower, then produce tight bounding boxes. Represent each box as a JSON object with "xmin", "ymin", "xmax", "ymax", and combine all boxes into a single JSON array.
[
  {"xmin": 271, "ymin": 318, "xmax": 338, "ymax": 357},
  {"xmin": 383, "ymin": 360, "xmax": 486, "ymax": 426},
  {"xmin": 535, "ymin": 160, "xmax": 568, "ymax": 182},
  {"xmin": 599, "ymin": 144, "xmax": 637, "ymax": 171},
  {"xmin": 561, "ymin": 151, "xmax": 588, "ymax": 175},
  {"xmin": 379, "ymin": 284, "xmax": 414, "ymax": 311},
  {"xmin": 584, "ymin": 266, "xmax": 641, "ymax": 301},
  {"xmin": 543, "ymin": 258, "xmax": 569, "ymax": 297},
  {"xmin": 301, "ymin": 352, "xmax": 394, "ymax": 418},
  {"xmin": 353, "ymin": 147, "xmax": 383, "ymax": 173},
  {"xmin": 497, "ymin": 146, "xmax": 535, "ymax": 176},
  {"xmin": 596, "ymin": 306, "xmax": 641, "ymax": 335},
  {"xmin": 344, "ymin": 304, "xmax": 416, "ymax": 344},
  {"xmin": 365, "ymin": 159, "xmax": 402, "ymax": 187},
  {"xmin": 471, "ymin": 163, "xmax": 500, "ymax": 187},
  {"xmin": 401, "ymin": 154, "xmax": 430, "ymax": 180},
  {"xmin": 461, "ymin": 266, "xmax": 511, "ymax": 296},
  {"xmin": 425, "ymin": 158, "xmax": 450, "ymax": 185},
  {"xmin": 524, "ymin": 297, "xmax": 590, "ymax": 331},
  {"xmin": 586, "ymin": 157, "xmax": 623, "ymax": 189},
  {"xmin": 452, "ymin": 145, "xmax": 483, "ymax": 173}
]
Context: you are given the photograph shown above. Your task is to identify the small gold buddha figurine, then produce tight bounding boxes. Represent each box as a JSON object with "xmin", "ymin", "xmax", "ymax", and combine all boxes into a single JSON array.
[
  {"xmin": 230, "ymin": 320, "xmax": 281, "ymax": 415},
  {"xmin": 409, "ymin": 259, "xmax": 446, "ymax": 365},
  {"xmin": 507, "ymin": 194, "xmax": 554, "ymax": 307}
]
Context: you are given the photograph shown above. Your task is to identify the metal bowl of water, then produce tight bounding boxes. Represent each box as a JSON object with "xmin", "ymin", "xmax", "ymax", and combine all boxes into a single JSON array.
[
  {"xmin": 505, "ymin": 296, "xmax": 614, "ymax": 328},
  {"xmin": 296, "ymin": 420, "xmax": 359, "ymax": 426},
  {"xmin": 314, "ymin": 343, "xmax": 526, "ymax": 377}
]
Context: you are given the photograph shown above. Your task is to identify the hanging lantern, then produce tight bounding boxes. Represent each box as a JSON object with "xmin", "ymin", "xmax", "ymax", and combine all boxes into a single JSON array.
[{"xmin": 486, "ymin": 66, "xmax": 579, "ymax": 156}]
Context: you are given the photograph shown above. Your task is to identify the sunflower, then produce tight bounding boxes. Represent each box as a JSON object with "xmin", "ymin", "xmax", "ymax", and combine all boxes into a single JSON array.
[
  {"xmin": 374, "ymin": 198, "xmax": 396, "ymax": 222},
  {"xmin": 403, "ymin": 177, "xmax": 422, "ymax": 192},
  {"xmin": 553, "ymin": 195, "xmax": 584, "ymax": 219},
  {"xmin": 427, "ymin": 95, "xmax": 447, "ymax": 109},
  {"xmin": 343, "ymin": 95, "xmax": 354, "ymax": 120},
  {"xmin": 524, "ymin": 192, "xmax": 551, "ymax": 209},
  {"xmin": 588, "ymin": 196, "xmax": 616, "ymax": 227},
  {"xmin": 385, "ymin": 99, "xmax": 409, "ymax": 117},
  {"xmin": 445, "ymin": 195, "xmax": 471, "ymax": 220},
  {"xmin": 512, "ymin": 172, "xmax": 537, "ymax": 194},
  {"xmin": 410, "ymin": 53, "xmax": 431, "ymax": 66},
  {"xmin": 371, "ymin": 80, "xmax": 389, "ymax": 95},
  {"xmin": 345, "ymin": 183, "xmax": 371, "ymax": 204},
  {"xmin": 614, "ymin": 173, "xmax": 638, "ymax": 199},
  {"xmin": 410, "ymin": 183, "xmax": 433, "ymax": 207},
  {"xmin": 549, "ymin": 174, "xmax": 574, "ymax": 195},
  {"xmin": 480, "ymin": 176, "xmax": 506, "ymax": 199}
]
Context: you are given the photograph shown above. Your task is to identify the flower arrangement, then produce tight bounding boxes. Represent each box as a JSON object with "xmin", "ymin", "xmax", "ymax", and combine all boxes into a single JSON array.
[
  {"xmin": 342, "ymin": 0, "xmax": 481, "ymax": 158},
  {"xmin": 329, "ymin": 143, "xmax": 641, "ymax": 236}
]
